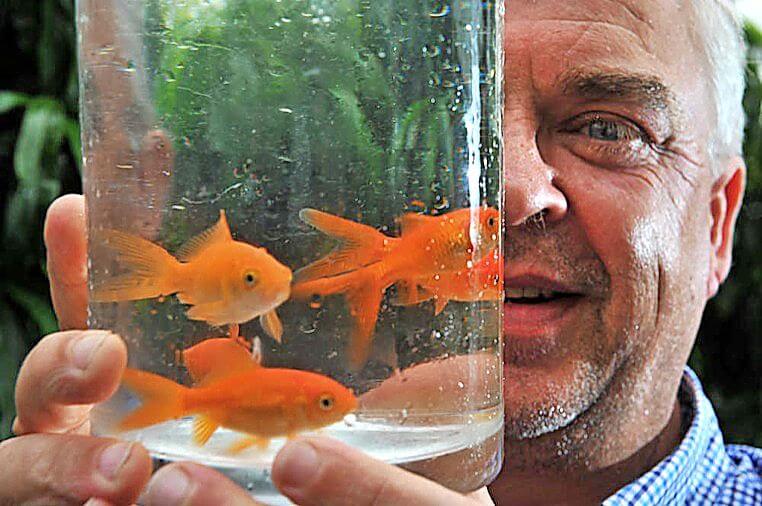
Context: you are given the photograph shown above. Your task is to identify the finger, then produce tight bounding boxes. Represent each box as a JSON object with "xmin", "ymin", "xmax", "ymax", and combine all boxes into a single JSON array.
[
  {"xmin": 143, "ymin": 462, "xmax": 264, "ymax": 506},
  {"xmin": 14, "ymin": 330, "xmax": 126, "ymax": 435},
  {"xmin": 45, "ymin": 193, "xmax": 88, "ymax": 330},
  {"xmin": 272, "ymin": 437, "xmax": 476, "ymax": 506},
  {"xmin": 0, "ymin": 434, "xmax": 151, "ymax": 506}
]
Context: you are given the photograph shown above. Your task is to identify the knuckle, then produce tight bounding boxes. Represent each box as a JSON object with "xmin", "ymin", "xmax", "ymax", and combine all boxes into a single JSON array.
[{"xmin": 0, "ymin": 436, "xmax": 81, "ymax": 505}]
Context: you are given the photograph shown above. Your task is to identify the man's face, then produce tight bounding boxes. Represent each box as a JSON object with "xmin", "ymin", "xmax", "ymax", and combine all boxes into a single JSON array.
[{"xmin": 503, "ymin": 0, "xmax": 718, "ymax": 440}]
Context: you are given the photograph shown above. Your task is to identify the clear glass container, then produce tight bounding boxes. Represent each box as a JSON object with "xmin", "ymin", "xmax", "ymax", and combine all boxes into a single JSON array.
[{"xmin": 78, "ymin": 0, "xmax": 503, "ymax": 501}]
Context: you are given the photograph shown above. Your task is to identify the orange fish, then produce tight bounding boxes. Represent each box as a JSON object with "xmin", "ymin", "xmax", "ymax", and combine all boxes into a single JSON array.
[
  {"xmin": 291, "ymin": 207, "xmax": 500, "ymax": 368},
  {"xmin": 118, "ymin": 352, "xmax": 357, "ymax": 452},
  {"xmin": 92, "ymin": 210, "xmax": 292, "ymax": 341},
  {"xmin": 393, "ymin": 249, "xmax": 503, "ymax": 315},
  {"xmin": 181, "ymin": 327, "xmax": 259, "ymax": 386}
]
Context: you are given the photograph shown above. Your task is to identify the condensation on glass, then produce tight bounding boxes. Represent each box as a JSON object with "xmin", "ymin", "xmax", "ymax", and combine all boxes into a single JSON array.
[{"xmin": 79, "ymin": 0, "xmax": 504, "ymax": 499}]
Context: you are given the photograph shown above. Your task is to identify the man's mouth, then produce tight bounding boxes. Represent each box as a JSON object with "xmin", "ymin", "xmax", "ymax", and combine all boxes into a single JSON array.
[
  {"xmin": 502, "ymin": 274, "xmax": 584, "ymax": 342},
  {"xmin": 504, "ymin": 287, "xmax": 578, "ymax": 304}
]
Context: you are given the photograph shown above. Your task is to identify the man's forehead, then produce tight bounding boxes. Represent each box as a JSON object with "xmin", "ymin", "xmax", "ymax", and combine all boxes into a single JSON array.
[{"xmin": 505, "ymin": 0, "xmax": 705, "ymax": 102}]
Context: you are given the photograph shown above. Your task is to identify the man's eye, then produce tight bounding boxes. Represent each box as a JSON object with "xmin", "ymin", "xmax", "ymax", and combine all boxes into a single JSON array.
[
  {"xmin": 583, "ymin": 119, "xmax": 642, "ymax": 142},
  {"xmin": 588, "ymin": 120, "xmax": 623, "ymax": 141},
  {"xmin": 554, "ymin": 113, "xmax": 659, "ymax": 169}
]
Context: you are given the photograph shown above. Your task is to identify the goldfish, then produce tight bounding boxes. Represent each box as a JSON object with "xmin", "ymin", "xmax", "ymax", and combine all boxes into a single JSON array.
[
  {"xmin": 180, "ymin": 326, "xmax": 259, "ymax": 385},
  {"xmin": 92, "ymin": 210, "xmax": 292, "ymax": 341},
  {"xmin": 118, "ymin": 343, "xmax": 357, "ymax": 453},
  {"xmin": 291, "ymin": 206, "xmax": 500, "ymax": 368},
  {"xmin": 393, "ymin": 249, "xmax": 503, "ymax": 315}
]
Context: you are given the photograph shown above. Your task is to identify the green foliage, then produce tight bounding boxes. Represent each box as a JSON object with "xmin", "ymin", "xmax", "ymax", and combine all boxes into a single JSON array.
[
  {"xmin": 142, "ymin": 0, "xmax": 480, "ymax": 230},
  {"xmin": 0, "ymin": 0, "xmax": 80, "ymax": 438}
]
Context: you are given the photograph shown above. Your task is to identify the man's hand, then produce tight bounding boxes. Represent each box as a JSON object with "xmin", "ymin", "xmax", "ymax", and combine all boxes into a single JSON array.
[{"xmin": 2, "ymin": 194, "xmax": 494, "ymax": 505}]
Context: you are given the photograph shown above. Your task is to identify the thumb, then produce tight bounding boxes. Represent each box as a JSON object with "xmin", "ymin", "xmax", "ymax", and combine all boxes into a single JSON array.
[{"xmin": 272, "ymin": 437, "xmax": 482, "ymax": 506}]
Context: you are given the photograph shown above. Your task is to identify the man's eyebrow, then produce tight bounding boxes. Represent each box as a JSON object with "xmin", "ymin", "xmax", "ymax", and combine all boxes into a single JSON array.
[{"xmin": 559, "ymin": 69, "xmax": 679, "ymax": 119}]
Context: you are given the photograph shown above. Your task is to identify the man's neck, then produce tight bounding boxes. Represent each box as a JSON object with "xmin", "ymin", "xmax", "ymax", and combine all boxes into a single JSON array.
[{"xmin": 488, "ymin": 378, "xmax": 686, "ymax": 505}]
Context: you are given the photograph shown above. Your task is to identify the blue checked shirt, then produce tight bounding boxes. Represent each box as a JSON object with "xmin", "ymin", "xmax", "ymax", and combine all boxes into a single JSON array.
[{"xmin": 604, "ymin": 368, "xmax": 762, "ymax": 505}]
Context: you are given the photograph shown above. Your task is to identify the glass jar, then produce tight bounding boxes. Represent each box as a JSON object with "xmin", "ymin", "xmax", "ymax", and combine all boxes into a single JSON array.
[{"xmin": 78, "ymin": 0, "xmax": 503, "ymax": 501}]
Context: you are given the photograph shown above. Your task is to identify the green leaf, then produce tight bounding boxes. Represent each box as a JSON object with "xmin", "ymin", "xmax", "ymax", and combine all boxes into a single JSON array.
[
  {"xmin": 6, "ymin": 286, "xmax": 58, "ymax": 336},
  {"xmin": 0, "ymin": 301, "xmax": 26, "ymax": 440},
  {"xmin": 746, "ymin": 21, "xmax": 762, "ymax": 47},
  {"xmin": 13, "ymin": 99, "xmax": 67, "ymax": 185},
  {"xmin": 64, "ymin": 119, "xmax": 82, "ymax": 171},
  {"xmin": 0, "ymin": 92, "xmax": 29, "ymax": 114}
]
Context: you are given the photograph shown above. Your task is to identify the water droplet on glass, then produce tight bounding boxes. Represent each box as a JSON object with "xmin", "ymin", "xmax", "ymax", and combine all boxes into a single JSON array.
[{"xmin": 429, "ymin": 5, "xmax": 451, "ymax": 17}]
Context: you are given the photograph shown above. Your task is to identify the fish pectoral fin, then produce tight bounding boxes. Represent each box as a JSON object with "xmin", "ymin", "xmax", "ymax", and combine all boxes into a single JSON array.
[
  {"xmin": 176, "ymin": 209, "xmax": 234, "ymax": 262},
  {"xmin": 192, "ymin": 415, "xmax": 219, "ymax": 446},
  {"xmin": 433, "ymin": 296, "xmax": 449, "ymax": 316},
  {"xmin": 227, "ymin": 436, "xmax": 270, "ymax": 454},
  {"xmin": 186, "ymin": 300, "xmax": 235, "ymax": 326},
  {"xmin": 260, "ymin": 310, "xmax": 283, "ymax": 343}
]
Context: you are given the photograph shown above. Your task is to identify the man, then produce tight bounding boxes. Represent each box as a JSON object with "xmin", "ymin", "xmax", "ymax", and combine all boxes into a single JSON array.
[{"xmin": 2, "ymin": 0, "xmax": 761, "ymax": 504}]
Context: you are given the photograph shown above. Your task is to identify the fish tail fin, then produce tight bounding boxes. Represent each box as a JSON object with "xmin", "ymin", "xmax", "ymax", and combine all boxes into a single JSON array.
[
  {"xmin": 292, "ymin": 264, "xmax": 387, "ymax": 370},
  {"xmin": 295, "ymin": 208, "xmax": 396, "ymax": 282},
  {"xmin": 118, "ymin": 368, "xmax": 187, "ymax": 431},
  {"xmin": 91, "ymin": 230, "xmax": 182, "ymax": 302},
  {"xmin": 290, "ymin": 268, "xmax": 364, "ymax": 300}
]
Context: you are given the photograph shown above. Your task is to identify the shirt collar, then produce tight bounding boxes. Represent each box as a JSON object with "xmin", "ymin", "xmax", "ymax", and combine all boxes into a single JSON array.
[{"xmin": 603, "ymin": 367, "xmax": 730, "ymax": 505}]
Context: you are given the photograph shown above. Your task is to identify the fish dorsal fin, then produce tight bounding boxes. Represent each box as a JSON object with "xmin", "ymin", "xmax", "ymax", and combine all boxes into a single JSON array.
[
  {"xmin": 192, "ymin": 414, "xmax": 219, "ymax": 446},
  {"xmin": 183, "ymin": 337, "xmax": 259, "ymax": 386},
  {"xmin": 176, "ymin": 210, "xmax": 233, "ymax": 262},
  {"xmin": 398, "ymin": 213, "xmax": 438, "ymax": 236}
]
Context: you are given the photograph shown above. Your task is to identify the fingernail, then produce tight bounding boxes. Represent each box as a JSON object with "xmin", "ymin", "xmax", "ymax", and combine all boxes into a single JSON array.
[
  {"xmin": 70, "ymin": 331, "xmax": 108, "ymax": 370},
  {"xmin": 98, "ymin": 442, "xmax": 133, "ymax": 480},
  {"xmin": 146, "ymin": 466, "xmax": 192, "ymax": 505},
  {"xmin": 275, "ymin": 440, "xmax": 319, "ymax": 492}
]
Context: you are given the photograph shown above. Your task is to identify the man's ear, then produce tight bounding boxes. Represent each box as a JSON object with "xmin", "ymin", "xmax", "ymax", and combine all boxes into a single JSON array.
[{"xmin": 707, "ymin": 156, "xmax": 746, "ymax": 299}]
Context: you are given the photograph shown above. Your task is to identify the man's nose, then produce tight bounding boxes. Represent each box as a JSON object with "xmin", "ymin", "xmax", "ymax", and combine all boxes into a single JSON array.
[{"xmin": 503, "ymin": 123, "xmax": 568, "ymax": 227}]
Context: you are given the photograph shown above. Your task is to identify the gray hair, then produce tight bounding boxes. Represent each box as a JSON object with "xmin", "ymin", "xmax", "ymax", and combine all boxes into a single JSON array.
[{"xmin": 690, "ymin": 0, "xmax": 748, "ymax": 163}]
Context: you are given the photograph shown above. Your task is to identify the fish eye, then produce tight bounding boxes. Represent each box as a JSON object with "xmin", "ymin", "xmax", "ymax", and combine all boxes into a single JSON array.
[
  {"xmin": 318, "ymin": 394, "xmax": 335, "ymax": 411},
  {"xmin": 487, "ymin": 216, "xmax": 496, "ymax": 228},
  {"xmin": 243, "ymin": 271, "xmax": 259, "ymax": 288}
]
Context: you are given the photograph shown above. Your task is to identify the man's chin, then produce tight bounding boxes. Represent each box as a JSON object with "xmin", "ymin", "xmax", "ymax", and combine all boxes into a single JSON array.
[{"xmin": 503, "ymin": 358, "xmax": 603, "ymax": 440}]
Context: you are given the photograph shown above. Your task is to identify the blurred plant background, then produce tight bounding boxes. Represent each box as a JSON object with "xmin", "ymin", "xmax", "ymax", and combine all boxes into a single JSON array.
[{"xmin": 0, "ymin": 0, "xmax": 760, "ymax": 443}]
